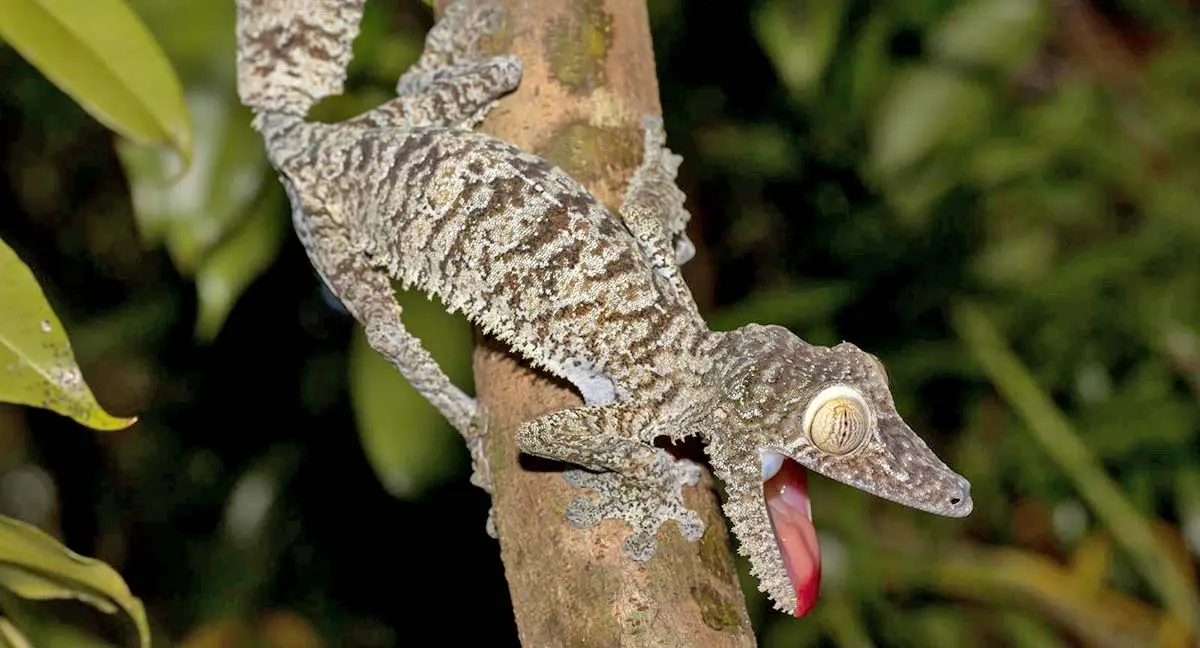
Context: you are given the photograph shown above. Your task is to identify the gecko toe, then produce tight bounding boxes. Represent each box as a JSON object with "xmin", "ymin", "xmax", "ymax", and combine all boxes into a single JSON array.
[
  {"xmin": 471, "ymin": 4, "xmax": 507, "ymax": 37},
  {"xmin": 676, "ymin": 508, "xmax": 705, "ymax": 542},
  {"xmin": 672, "ymin": 457, "xmax": 702, "ymax": 487},
  {"xmin": 622, "ymin": 531, "xmax": 658, "ymax": 562},
  {"xmin": 559, "ymin": 455, "xmax": 707, "ymax": 562},
  {"xmin": 564, "ymin": 490, "xmax": 603, "ymax": 528}
]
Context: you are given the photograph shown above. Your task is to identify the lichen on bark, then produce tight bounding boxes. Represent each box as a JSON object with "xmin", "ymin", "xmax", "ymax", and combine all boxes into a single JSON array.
[
  {"xmin": 538, "ymin": 120, "xmax": 641, "ymax": 194},
  {"xmin": 544, "ymin": 0, "xmax": 613, "ymax": 92}
]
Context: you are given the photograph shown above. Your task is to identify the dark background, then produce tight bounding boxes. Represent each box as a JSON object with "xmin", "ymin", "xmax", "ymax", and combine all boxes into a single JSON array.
[{"xmin": 1, "ymin": 0, "xmax": 1198, "ymax": 645}]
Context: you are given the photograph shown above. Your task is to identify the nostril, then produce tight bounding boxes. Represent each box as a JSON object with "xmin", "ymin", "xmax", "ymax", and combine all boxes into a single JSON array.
[{"xmin": 945, "ymin": 482, "xmax": 974, "ymax": 517}]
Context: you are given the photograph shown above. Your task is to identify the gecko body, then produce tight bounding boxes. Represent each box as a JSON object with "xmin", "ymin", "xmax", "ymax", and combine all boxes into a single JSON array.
[{"xmin": 236, "ymin": 0, "xmax": 973, "ymax": 616}]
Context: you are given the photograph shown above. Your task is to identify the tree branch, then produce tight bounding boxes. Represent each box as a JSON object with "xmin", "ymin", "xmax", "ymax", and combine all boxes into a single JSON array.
[{"xmin": 431, "ymin": 0, "xmax": 756, "ymax": 644}]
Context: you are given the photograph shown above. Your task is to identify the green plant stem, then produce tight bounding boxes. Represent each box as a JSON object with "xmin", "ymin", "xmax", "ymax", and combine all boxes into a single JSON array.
[{"xmin": 952, "ymin": 302, "xmax": 1200, "ymax": 635}]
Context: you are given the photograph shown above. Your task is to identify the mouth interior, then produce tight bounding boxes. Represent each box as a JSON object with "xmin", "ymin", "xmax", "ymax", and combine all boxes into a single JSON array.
[{"xmin": 762, "ymin": 451, "xmax": 821, "ymax": 617}]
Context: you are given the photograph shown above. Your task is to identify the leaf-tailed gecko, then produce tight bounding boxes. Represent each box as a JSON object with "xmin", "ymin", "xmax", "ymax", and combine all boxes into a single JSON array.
[{"xmin": 235, "ymin": 0, "xmax": 973, "ymax": 617}]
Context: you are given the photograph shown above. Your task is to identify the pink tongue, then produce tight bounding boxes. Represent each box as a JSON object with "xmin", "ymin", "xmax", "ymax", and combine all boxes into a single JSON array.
[{"xmin": 764, "ymin": 459, "xmax": 821, "ymax": 617}]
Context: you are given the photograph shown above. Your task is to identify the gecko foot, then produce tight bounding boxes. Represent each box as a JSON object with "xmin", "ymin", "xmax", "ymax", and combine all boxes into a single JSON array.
[
  {"xmin": 562, "ymin": 452, "xmax": 705, "ymax": 561},
  {"xmin": 622, "ymin": 116, "xmax": 695, "ymax": 267},
  {"xmin": 397, "ymin": 0, "xmax": 511, "ymax": 96},
  {"xmin": 429, "ymin": 1, "xmax": 507, "ymax": 59},
  {"xmin": 465, "ymin": 405, "xmax": 493, "ymax": 494}
]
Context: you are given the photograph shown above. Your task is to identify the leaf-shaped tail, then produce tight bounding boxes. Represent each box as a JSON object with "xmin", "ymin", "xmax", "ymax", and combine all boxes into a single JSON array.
[{"xmin": 235, "ymin": 0, "xmax": 365, "ymax": 121}]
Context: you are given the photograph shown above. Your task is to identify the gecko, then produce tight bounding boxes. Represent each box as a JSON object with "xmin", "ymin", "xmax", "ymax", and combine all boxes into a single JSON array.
[{"xmin": 235, "ymin": 0, "xmax": 973, "ymax": 617}]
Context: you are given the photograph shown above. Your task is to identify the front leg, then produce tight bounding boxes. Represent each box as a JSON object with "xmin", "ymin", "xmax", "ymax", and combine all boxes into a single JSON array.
[{"xmin": 515, "ymin": 403, "xmax": 705, "ymax": 561}]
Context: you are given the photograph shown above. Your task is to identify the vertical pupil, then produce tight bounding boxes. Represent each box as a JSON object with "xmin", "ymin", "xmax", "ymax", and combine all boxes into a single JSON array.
[
  {"xmin": 816, "ymin": 399, "xmax": 862, "ymax": 453},
  {"xmin": 807, "ymin": 393, "xmax": 868, "ymax": 455},
  {"xmin": 833, "ymin": 404, "xmax": 852, "ymax": 446}
]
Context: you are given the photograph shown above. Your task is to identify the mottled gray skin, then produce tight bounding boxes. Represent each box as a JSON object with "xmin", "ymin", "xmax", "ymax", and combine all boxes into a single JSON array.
[{"xmin": 236, "ymin": 0, "xmax": 973, "ymax": 615}]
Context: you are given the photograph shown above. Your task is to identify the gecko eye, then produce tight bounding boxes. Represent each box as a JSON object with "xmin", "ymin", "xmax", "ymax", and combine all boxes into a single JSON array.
[
  {"xmin": 867, "ymin": 353, "xmax": 889, "ymax": 385},
  {"xmin": 802, "ymin": 385, "xmax": 871, "ymax": 456}
]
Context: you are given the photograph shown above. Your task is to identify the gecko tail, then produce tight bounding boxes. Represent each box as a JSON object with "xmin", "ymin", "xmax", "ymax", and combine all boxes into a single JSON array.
[{"xmin": 235, "ymin": 0, "xmax": 366, "ymax": 120}]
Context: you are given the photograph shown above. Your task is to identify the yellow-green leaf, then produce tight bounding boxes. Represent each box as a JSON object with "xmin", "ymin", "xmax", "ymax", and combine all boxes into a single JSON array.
[
  {"xmin": 0, "ymin": 0, "xmax": 192, "ymax": 164},
  {"xmin": 0, "ymin": 619, "xmax": 32, "ymax": 648},
  {"xmin": 0, "ymin": 593, "xmax": 127, "ymax": 648},
  {"xmin": 349, "ymin": 292, "xmax": 472, "ymax": 499},
  {"xmin": 0, "ymin": 239, "xmax": 135, "ymax": 431},
  {"xmin": 0, "ymin": 516, "xmax": 148, "ymax": 648},
  {"xmin": 0, "ymin": 565, "xmax": 116, "ymax": 614}
]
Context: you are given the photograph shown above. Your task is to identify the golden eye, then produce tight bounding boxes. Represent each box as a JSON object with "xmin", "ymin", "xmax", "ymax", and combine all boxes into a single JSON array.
[
  {"xmin": 802, "ymin": 385, "xmax": 871, "ymax": 456},
  {"xmin": 868, "ymin": 353, "xmax": 889, "ymax": 385}
]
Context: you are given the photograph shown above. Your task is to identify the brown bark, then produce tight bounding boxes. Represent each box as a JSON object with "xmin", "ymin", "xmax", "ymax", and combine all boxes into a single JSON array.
[{"xmin": 431, "ymin": 0, "xmax": 756, "ymax": 645}]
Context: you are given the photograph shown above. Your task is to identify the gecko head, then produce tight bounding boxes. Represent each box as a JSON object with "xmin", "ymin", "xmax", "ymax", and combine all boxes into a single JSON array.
[{"xmin": 705, "ymin": 324, "xmax": 972, "ymax": 618}]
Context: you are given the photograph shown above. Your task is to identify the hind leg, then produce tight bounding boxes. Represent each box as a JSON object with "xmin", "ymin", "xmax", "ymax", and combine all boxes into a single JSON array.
[
  {"xmin": 345, "ymin": 1, "xmax": 520, "ymax": 130},
  {"xmin": 346, "ymin": 55, "xmax": 521, "ymax": 130},
  {"xmin": 397, "ymin": 1, "xmax": 510, "ymax": 95},
  {"xmin": 620, "ymin": 116, "xmax": 699, "ymax": 316}
]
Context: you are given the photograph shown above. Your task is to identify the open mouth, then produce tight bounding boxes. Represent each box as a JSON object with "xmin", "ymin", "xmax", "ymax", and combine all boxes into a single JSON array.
[{"xmin": 761, "ymin": 451, "xmax": 821, "ymax": 617}]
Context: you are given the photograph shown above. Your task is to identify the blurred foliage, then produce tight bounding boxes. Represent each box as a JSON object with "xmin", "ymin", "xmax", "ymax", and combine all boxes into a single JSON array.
[
  {"xmin": 0, "ymin": 0, "xmax": 192, "ymax": 164},
  {"xmin": 0, "ymin": 516, "xmax": 148, "ymax": 647},
  {"xmin": 0, "ymin": 0, "xmax": 160, "ymax": 639},
  {"xmin": 0, "ymin": 0, "xmax": 1196, "ymax": 646},
  {"xmin": 349, "ymin": 290, "xmax": 472, "ymax": 500},
  {"xmin": 662, "ymin": 0, "xmax": 1200, "ymax": 643}
]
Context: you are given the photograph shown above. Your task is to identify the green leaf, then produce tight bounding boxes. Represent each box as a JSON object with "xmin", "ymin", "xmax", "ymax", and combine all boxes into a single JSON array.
[
  {"xmin": 967, "ymin": 137, "xmax": 1055, "ymax": 187},
  {"xmin": 870, "ymin": 65, "xmax": 993, "ymax": 178},
  {"xmin": 349, "ymin": 292, "xmax": 472, "ymax": 499},
  {"xmin": 0, "ymin": 590, "xmax": 126, "ymax": 648},
  {"xmin": 118, "ymin": 89, "xmax": 279, "ymax": 341},
  {"xmin": 1175, "ymin": 468, "xmax": 1200, "ymax": 550},
  {"xmin": 0, "ymin": 0, "xmax": 192, "ymax": 164},
  {"xmin": 123, "ymin": 0, "xmax": 236, "ymax": 85},
  {"xmin": 973, "ymin": 227, "xmax": 1057, "ymax": 288},
  {"xmin": 117, "ymin": 91, "xmax": 266, "ymax": 270},
  {"xmin": 1077, "ymin": 364, "xmax": 1196, "ymax": 460},
  {"xmin": 0, "ymin": 516, "xmax": 148, "ymax": 648},
  {"xmin": 0, "ymin": 566, "xmax": 116, "ymax": 614},
  {"xmin": 0, "ymin": 239, "xmax": 135, "ymax": 431},
  {"xmin": 349, "ymin": 0, "xmax": 424, "ymax": 85},
  {"xmin": 8, "ymin": 619, "xmax": 121, "ymax": 648},
  {"xmin": 754, "ymin": 0, "xmax": 845, "ymax": 102},
  {"xmin": 999, "ymin": 611, "xmax": 1070, "ymax": 648},
  {"xmin": 193, "ymin": 183, "xmax": 286, "ymax": 341},
  {"xmin": 846, "ymin": 13, "xmax": 892, "ymax": 113},
  {"xmin": 928, "ymin": 0, "xmax": 1047, "ymax": 75},
  {"xmin": 879, "ymin": 159, "xmax": 959, "ymax": 225},
  {"xmin": 0, "ymin": 619, "xmax": 32, "ymax": 648}
]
